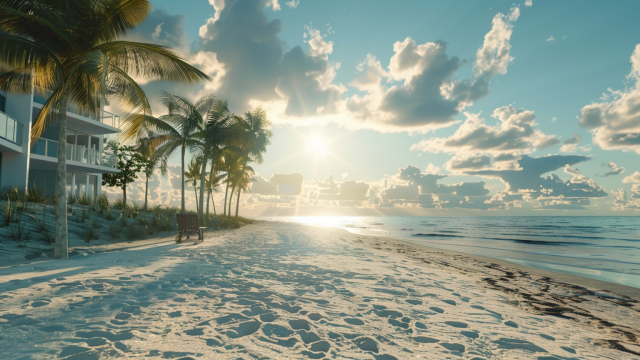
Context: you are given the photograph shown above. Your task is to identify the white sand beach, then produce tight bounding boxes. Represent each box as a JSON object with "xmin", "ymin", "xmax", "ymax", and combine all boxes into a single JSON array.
[{"xmin": 1, "ymin": 221, "xmax": 639, "ymax": 359}]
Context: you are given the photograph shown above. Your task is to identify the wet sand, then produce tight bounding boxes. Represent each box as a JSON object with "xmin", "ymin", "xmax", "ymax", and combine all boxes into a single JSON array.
[{"xmin": 0, "ymin": 221, "xmax": 638, "ymax": 359}]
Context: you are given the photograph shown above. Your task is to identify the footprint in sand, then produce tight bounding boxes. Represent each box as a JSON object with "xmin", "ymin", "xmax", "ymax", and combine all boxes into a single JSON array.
[
  {"xmin": 185, "ymin": 328, "xmax": 205, "ymax": 336},
  {"xmin": 289, "ymin": 319, "xmax": 310, "ymax": 330},
  {"xmin": 58, "ymin": 345, "xmax": 96, "ymax": 359},
  {"xmin": 504, "ymin": 320, "xmax": 518, "ymax": 328},
  {"xmin": 307, "ymin": 313, "xmax": 323, "ymax": 321},
  {"xmin": 85, "ymin": 338, "xmax": 108, "ymax": 346},
  {"xmin": 226, "ymin": 320, "xmax": 261, "ymax": 338},
  {"xmin": 31, "ymin": 299, "xmax": 51, "ymax": 308},
  {"xmin": 167, "ymin": 311, "xmax": 182, "ymax": 318},
  {"xmin": 353, "ymin": 336, "xmax": 378, "ymax": 353},
  {"xmin": 461, "ymin": 330, "xmax": 479, "ymax": 339},
  {"xmin": 413, "ymin": 336, "xmax": 439, "ymax": 344},
  {"xmin": 344, "ymin": 318, "xmax": 364, "ymax": 325},
  {"xmin": 114, "ymin": 313, "xmax": 131, "ymax": 320},
  {"xmin": 406, "ymin": 299, "xmax": 422, "ymax": 305},
  {"xmin": 441, "ymin": 299, "xmax": 456, "ymax": 306},
  {"xmin": 492, "ymin": 338, "xmax": 547, "ymax": 353},
  {"xmin": 445, "ymin": 321, "xmax": 468, "ymax": 328},
  {"xmin": 262, "ymin": 324, "xmax": 294, "ymax": 337},
  {"xmin": 430, "ymin": 307, "xmax": 445, "ymax": 314},
  {"xmin": 309, "ymin": 340, "xmax": 331, "ymax": 352},
  {"xmin": 298, "ymin": 330, "xmax": 321, "ymax": 344},
  {"xmin": 440, "ymin": 342, "xmax": 465, "ymax": 353},
  {"xmin": 259, "ymin": 313, "xmax": 278, "ymax": 322}
]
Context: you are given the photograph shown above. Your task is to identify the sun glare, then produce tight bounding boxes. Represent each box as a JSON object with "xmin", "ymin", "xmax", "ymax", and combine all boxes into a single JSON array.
[{"xmin": 309, "ymin": 137, "xmax": 328, "ymax": 157}]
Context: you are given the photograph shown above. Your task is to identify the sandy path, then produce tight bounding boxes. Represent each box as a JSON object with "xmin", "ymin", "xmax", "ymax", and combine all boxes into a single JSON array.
[{"xmin": 0, "ymin": 222, "xmax": 638, "ymax": 359}]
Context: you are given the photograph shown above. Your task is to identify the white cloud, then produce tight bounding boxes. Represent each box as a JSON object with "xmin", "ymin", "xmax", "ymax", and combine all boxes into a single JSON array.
[
  {"xmin": 602, "ymin": 162, "xmax": 625, "ymax": 177},
  {"xmin": 524, "ymin": 0, "xmax": 533, "ymax": 7},
  {"xmin": 340, "ymin": 6, "xmax": 522, "ymax": 133},
  {"xmin": 579, "ymin": 44, "xmax": 640, "ymax": 153},
  {"xmin": 411, "ymin": 106, "xmax": 559, "ymax": 170},
  {"xmin": 560, "ymin": 133, "xmax": 581, "ymax": 152},
  {"xmin": 471, "ymin": 155, "xmax": 607, "ymax": 205},
  {"xmin": 424, "ymin": 163, "xmax": 441, "ymax": 174},
  {"xmin": 286, "ymin": 0, "xmax": 299, "ymax": 8},
  {"xmin": 546, "ymin": 35, "xmax": 555, "ymax": 42}
]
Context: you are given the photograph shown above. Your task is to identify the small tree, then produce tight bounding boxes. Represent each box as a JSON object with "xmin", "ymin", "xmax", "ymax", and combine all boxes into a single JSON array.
[{"xmin": 102, "ymin": 141, "xmax": 145, "ymax": 204}]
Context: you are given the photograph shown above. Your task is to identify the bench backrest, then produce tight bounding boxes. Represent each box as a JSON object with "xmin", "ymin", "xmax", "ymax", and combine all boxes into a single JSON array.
[{"xmin": 176, "ymin": 213, "xmax": 199, "ymax": 232}]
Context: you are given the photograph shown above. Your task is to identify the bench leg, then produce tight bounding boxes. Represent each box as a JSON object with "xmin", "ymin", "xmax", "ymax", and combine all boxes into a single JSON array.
[{"xmin": 199, "ymin": 229, "xmax": 204, "ymax": 241}]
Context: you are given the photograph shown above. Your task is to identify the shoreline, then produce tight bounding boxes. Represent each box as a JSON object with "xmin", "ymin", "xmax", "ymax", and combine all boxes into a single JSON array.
[{"xmin": 346, "ymin": 229, "xmax": 640, "ymax": 301}]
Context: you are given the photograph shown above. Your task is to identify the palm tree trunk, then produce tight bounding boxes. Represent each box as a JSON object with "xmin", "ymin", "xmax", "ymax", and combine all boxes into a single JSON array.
[
  {"xmin": 212, "ymin": 195, "xmax": 216, "ymax": 215},
  {"xmin": 235, "ymin": 188, "xmax": 241, "ymax": 218},
  {"xmin": 54, "ymin": 100, "xmax": 69, "ymax": 259},
  {"xmin": 144, "ymin": 173, "xmax": 149, "ymax": 210},
  {"xmin": 206, "ymin": 189, "xmax": 211, "ymax": 216},
  {"xmin": 223, "ymin": 178, "xmax": 230, "ymax": 216},
  {"xmin": 228, "ymin": 186, "xmax": 235, "ymax": 217},
  {"xmin": 180, "ymin": 146, "xmax": 185, "ymax": 214},
  {"xmin": 198, "ymin": 154, "xmax": 208, "ymax": 223},
  {"xmin": 194, "ymin": 184, "xmax": 199, "ymax": 213},
  {"xmin": 123, "ymin": 183, "xmax": 127, "ymax": 204}
]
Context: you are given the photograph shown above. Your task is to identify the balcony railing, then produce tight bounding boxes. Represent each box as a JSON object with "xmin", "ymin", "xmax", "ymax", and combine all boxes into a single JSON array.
[
  {"xmin": 31, "ymin": 138, "xmax": 117, "ymax": 169},
  {"xmin": 33, "ymin": 87, "xmax": 121, "ymax": 128},
  {"xmin": 0, "ymin": 111, "xmax": 23, "ymax": 146}
]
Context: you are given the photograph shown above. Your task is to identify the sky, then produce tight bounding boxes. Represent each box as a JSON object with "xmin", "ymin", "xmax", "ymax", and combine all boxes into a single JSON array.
[{"xmin": 104, "ymin": 0, "xmax": 640, "ymax": 215}]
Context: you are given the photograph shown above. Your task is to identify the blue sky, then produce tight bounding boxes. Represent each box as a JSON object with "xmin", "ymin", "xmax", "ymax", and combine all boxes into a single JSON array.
[{"xmin": 116, "ymin": 0, "xmax": 640, "ymax": 214}]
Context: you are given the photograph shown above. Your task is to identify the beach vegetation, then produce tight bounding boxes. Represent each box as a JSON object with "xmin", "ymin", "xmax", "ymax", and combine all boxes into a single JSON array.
[
  {"xmin": 102, "ymin": 142, "xmax": 146, "ymax": 205},
  {"xmin": 0, "ymin": 0, "xmax": 210, "ymax": 259},
  {"xmin": 10, "ymin": 213, "xmax": 31, "ymax": 247},
  {"xmin": 1, "ymin": 197, "xmax": 13, "ymax": 226}
]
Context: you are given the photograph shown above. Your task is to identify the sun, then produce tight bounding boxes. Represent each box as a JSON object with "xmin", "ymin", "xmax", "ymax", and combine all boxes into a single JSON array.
[{"xmin": 308, "ymin": 137, "xmax": 328, "ymax": 157}]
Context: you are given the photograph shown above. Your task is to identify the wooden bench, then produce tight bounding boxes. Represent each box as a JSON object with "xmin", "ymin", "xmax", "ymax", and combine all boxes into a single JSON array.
[{"xmin": 176, "ymin": 213, "xmax": 206, "ymax": 243}]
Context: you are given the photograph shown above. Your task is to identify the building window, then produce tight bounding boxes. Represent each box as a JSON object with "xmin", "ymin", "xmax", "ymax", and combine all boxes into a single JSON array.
[
  {"xmin": 66, "ymin": 171, "xmax": 98, "ymax": 198},
  {"xmin": 0, "ymin": 94, "xmax": 5, "ymax": 113}
]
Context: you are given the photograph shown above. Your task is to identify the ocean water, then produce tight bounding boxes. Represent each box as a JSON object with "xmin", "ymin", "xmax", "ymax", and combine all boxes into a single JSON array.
[{"xmin": 256, "ymin": 216, "xmax": 640, "ymax": 289}]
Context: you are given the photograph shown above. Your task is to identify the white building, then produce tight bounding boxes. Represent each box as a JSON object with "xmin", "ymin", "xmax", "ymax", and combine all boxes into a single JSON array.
[{"xmin": 0, "ymin": 88, "xmax": 120, "ymax": 198}]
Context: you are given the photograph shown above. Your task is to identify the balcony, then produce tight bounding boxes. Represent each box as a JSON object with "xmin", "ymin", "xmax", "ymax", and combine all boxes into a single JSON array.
[
  {"xmin": 33, "ymin": 87, "xmax": 120, "ymax": 134},
  {"xmin": 30, "ymin": 138, "xmax": 119, "ymax": 173},
  {"xmin": 0, "ymin": 110, "xmax": 24, "ymax": 153}
]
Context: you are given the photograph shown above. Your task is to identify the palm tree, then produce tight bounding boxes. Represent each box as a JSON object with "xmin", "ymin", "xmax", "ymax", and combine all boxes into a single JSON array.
[
  {"xmin": 137, "ymin": 135, "xmax": 167, "ymax": 210},
  {"xmin": 146, "ymin": 92, "xmax": 216, "ymax": 213},
  {"xmin": 224, "ymin": 110, "xmax": 272, "ymax": 217},
  {"xmin": 221, "ymin": 148, "xmax": 243, "ymax": 216},
  {"xmin": 184, "ymin": 157, "xmax": 202, "ymax": 213},
  {"xmin": 205, "ymin": 166, "xmax": 226, "ymax": 216},
  {"xmin": 0, "ymin": 0, "xmax": 210, "ymax": 258},
  {"xmin": 232, "ymin": 161, "xmax": 254, "ymax": 218},
  {"xmin": 243, "ymin": 109, "xmax": 273, "ymax": 164},
  {"xmin": 193, "ymin": 101, "xmax": 246, "ymax": 223}
]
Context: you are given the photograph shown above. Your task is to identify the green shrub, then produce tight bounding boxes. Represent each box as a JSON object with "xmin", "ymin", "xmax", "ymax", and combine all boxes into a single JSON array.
[
  {"xmin": 105, "ymin": 206, "xmax": 115, "ymax": 221},
  {"xmin": 27, "ymin": 184, "xmax": 45, "ymax": 204},
  {"xmin": 120, "ymin": 213, "xmax": 128, "ymax": 227},
  {"xmin": 97, "ymin": 194, "xmax": 110, "ymax": 213},
  {"xmin": 128, "ymin": 201, "xmax": 141, "ymax": 218},
  {"xmin": 1, "ymin": 197, "xmax": 13, "ymax": 226},
  {"xmin": 67, "ymin": 196, "xmax": 77, "ymax": 205},
  {"xmin": 112, "ymin": 199, "xmax": 125, "ymax": 210},
  {"xmin": 126, "ymin": 225, "xmax": 145, "ymax": 240},
  {"xmin": 109, "ymin": 223, "xmax": 121, "ymax": 239},
  {"xmin": 84, "ymin": 225, "xmax": 100, "ymax": 242},
  {"xmin": 10, "ymin": 213, "xmax": 31, "ymax": 246},
  {"xmin": 78, "ymin": 193, "xmax": 92, "ymax": 206}
]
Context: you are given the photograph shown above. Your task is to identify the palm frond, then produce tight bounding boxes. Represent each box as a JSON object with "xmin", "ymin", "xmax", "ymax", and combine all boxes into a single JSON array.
[{"xmin": 94, "ymin": 41, "xmax": 211, "ymax": 83}]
